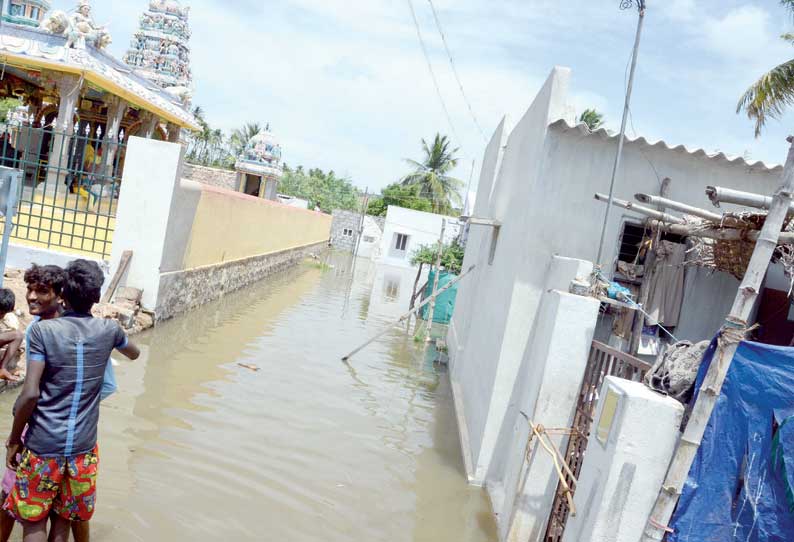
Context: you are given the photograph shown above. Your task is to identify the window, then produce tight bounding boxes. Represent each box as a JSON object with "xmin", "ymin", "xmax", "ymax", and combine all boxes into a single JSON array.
[
  {"xmin": 384, "ymin": 277, "xmax": 400, "ymax": 300},
  {"xmin": 30, "ymin": 7, "xmax": 40, "ymax": 20},
  {"xmin": 395, "ymin": 234, "xmax": 408, "ymax": 251},
  {"xmin": 363, "ymin": 236, "xmax": 375, "ymax": 243},
  {"xmin": 9, "ymin": 3, "xmax": 23, "ymax": 16},
  {"xmin": 342, "ymin": 228, "xmax": 354, "ymax": 237}
]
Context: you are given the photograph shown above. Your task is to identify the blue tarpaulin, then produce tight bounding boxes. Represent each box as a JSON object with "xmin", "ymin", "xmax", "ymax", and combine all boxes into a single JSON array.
[{"xmin": 669, "ymin": 340, "xmax": 794, "ymax": 542}]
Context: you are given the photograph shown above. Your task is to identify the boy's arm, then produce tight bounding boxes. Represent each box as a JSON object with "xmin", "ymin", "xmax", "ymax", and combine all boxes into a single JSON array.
[
  {"xmin": 6, "ymin": 357, "xmax": 43, "ymax": 468},
  {"xmin": 117, "ymin": 341, "xmax": 140, "ymax": 360},
  {"xmin": 113, "ymin": 325, "xmax": 140, "ymax": 360}
]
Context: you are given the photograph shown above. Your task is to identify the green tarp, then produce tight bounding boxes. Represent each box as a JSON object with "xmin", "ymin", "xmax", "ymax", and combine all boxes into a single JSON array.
[{"xmin": 420, "ymin": 270, "xmax": 458, "ymax": 324}]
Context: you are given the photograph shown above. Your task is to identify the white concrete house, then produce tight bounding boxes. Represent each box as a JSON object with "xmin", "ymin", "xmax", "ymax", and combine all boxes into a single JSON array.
[
  {"xmin": 378, "ymin": 206, "xmax": 461, "ymax": 268},
  {"xmin": 447, "ymin": 66, "xmax": 784, "ymax": 541}
]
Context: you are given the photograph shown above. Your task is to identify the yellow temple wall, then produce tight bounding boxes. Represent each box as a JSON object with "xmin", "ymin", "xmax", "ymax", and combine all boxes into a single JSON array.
[{"xmin": 180, "ymin": 184, "xmax": 331, "ymax": 269}]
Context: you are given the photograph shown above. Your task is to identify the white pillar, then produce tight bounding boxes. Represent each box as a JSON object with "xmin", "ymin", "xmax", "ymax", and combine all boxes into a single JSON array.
[
  {"xmin": 109, "ymin": 136, "xmax": 185, "ymax": 311},
  {"xmin": 102, "ymin": 95, "xmax": 128, "ymax": 175},
  {"xmin": 562, "ymin": 377, "xmax": 683, "ymax": 542},
  {"xmin": 501, "ymin": 288, "xmax": 600, "ymax": 542},
  {"xmin": 44, "ymin": 73, "xmax": 82, "ymax": 193}
]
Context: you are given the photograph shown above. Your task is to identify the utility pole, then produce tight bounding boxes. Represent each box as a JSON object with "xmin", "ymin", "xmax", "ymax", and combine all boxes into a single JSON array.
[
  {"xmin": 425, "ymin": 219, "xmax": 446, "ymax": 341},
  {"xmin": 595, "ymin": 0, "xmax": 647, "ymax": 266},
  {"xmin": 353, "ymin": 187, "xmax": 369, "ymax": 259},
  {"xmin": 463, "ymin": 160, "xmax": 475, "ymax": 217},
  {"xmin": 641, "ymin": 138, "xmax": 794, "ymax": 539}
]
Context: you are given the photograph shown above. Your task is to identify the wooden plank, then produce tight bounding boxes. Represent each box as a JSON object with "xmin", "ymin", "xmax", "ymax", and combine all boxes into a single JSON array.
[{"xmin": 102, "ymin": 250, "xmax": 132, "ymax": 304}]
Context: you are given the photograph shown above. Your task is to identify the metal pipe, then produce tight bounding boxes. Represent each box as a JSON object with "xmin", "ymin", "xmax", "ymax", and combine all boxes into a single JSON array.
[
  {"xmin": 635, "ymin": 193, "xmax": 723, "ymax": 222},
  {"xmin": 705, "ymin": 185, "xmax": 794, "ymax": 214},
  {"xmin": 595, "ymin": 4, "xmax": 646, "ymax": 265},
  {"xmin": 594, "ymin": 193, "xmax": 685, "ymax": 224}
]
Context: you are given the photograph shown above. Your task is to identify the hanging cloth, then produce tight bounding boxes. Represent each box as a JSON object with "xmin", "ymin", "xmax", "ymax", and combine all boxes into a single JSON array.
[{"xmin": 644, "ymin": 240, "xmax": 686, "ymax": 327}]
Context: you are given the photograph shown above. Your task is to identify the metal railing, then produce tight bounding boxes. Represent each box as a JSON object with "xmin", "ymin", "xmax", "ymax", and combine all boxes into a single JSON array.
[
  {"xmin": 0, "ymin": 120, "xmax": 127, "ymax": 259},
  {"xmin": 543, "ymin": 341, "xmax": 651, "ymax": 542}
]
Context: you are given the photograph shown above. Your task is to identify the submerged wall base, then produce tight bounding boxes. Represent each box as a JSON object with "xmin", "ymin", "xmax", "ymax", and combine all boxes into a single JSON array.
[{"xmin": 155, "ymin": 241, "xmax": 326, "ymax": 321}]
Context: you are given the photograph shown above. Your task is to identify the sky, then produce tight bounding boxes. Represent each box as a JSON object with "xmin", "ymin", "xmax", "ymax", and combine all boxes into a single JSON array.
[{"xmin": 52, "ymin": 0, "xmax": 794, "ymax": 193}]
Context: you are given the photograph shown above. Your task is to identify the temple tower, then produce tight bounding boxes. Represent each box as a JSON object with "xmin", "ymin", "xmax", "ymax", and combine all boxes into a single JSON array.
[
  {"xmin": 2, "ymin": 0, "xmax": 50, "ymax": 27},
  {"xmin": 124, "ymin": 0, "xmax": 192, "ymax": 90}
]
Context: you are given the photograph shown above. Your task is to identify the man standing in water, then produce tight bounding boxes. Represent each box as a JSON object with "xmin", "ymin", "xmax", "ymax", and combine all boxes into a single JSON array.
[{"xmin": 3, "ymin": 260, "xmax": 139, "ymax": 542}]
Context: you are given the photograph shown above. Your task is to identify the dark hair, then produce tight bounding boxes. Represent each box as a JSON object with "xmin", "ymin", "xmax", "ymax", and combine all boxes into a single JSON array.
[
  {"xmin": 0, "ymin": 288, "xmax": 14, "ymax": 315},
  {"xmin": 63, "ymin": 259, "xmax": 105, "ymax": 314},
  {"xmin": 24, "ymin": 264, "xmax": 67, "ymax": 295}
]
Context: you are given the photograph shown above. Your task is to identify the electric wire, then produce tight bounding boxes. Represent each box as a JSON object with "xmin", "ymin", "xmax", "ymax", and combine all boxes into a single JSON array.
[
  {"xmin": 404, "ymin": 0, "xmax": 463, "ymax": 151},
  {"xmin": 426, "ymin": 0, "xmax": 487, "ymax": 142}
]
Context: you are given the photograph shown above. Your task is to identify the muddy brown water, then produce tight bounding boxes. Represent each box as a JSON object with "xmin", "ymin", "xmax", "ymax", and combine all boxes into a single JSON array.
[{"xmin": 0, "ymin": 255, "xmax": 497, "ymax": 541}]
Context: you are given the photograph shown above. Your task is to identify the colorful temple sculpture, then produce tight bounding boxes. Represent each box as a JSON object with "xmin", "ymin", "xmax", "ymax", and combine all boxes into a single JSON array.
[
  {"xmin": 235, "ymin": 126, "xmax": 283, "ymax": 201},
  {"xmin": 2, "ymin": 0, "xmax": 50, "ymax": 27},
  {"xmin": 124, "ymin": 0, "xmax": 192, "ymax": 95},
  {"xmin": 0, "ymin": 0, "xmax": 199, "ymax": 259}
]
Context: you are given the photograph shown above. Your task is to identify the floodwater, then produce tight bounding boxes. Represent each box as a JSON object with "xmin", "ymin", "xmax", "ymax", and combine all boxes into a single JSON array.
[{"xmin": 0, "ymin": 254, "xmax": 497, "ymax": 541}]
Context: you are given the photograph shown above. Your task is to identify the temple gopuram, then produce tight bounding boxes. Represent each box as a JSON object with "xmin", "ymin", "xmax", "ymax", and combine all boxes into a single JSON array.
[
  {"xmin": 0, "ymin": 0, "xmax": 199, "ymax": 259},
  {"xmin": 124, "ymin": 0, "xmax": 192, "ymax": 91}
]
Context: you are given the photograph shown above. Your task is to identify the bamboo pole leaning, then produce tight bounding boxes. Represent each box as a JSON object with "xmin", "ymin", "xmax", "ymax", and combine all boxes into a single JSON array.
[
  {"xmin": 341, "ymin": 265, "xmax": 477, "ymax": 362},
  {"xmin": 426, "ymin": 219, "xmax": 446, "ymax": 341},
  {"xmin": 640, "ymin": 137, "xmax": 794, "ymax": 541}
]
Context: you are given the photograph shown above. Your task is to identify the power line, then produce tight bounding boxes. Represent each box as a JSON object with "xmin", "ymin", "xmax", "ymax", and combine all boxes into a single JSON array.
[
  {"xmin": 426, "ymin": 0, "xmax": 487, "ymax": 143},
  {"xmin": 404, "ymin": 0, "xmax": 463, "ymax": 150}
]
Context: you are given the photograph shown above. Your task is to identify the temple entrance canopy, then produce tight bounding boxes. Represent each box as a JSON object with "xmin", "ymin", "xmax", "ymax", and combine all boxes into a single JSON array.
[{"xmin": 0, "ymin": 0, "xmax": 199, "ymax": 259}]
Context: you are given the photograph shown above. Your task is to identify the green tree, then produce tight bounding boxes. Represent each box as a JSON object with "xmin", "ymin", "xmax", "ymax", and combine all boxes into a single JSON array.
[
  {"xmin": 230, "ymin": 122, "xmax": 262, "ymax": 157},
  {"xmin": 410, "ymin": 241, "xmax": 465, "ymax": 275},
  {"xmin": 280, "ymin": 165, "xmax": 360, "ymax": 213},
  {"xmin": 579, "ymin": 108, "xmax": 604, "ymax": 131},
  {"xmin": 0, "ymin": 98, "xmax": 22, "ymax": 123},
  {"xmin": 737, "ymin": 1, "xmax": 794, "ymax": 135},
  {"xmin": 401, "ymin": 134, "xmax": 463, "ymax": 215},
  {"xmin": 367, "ymin": 183, "xmax": 433, "ymax": 216}
]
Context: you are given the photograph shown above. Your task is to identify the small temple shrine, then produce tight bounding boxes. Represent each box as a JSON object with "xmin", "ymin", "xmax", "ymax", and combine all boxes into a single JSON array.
[
  {"xmin": 124, "ymin": 0, "xmax": 192, "ymax": 91},
  {"xmin": 235, "ymin": 125, "xmax": 283, "ymax": 200}
]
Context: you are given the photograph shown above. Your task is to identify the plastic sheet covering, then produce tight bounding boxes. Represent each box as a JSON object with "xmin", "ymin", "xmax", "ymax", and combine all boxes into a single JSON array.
[{"xmin": 669, "ymin": 341, "xmax": 794, "ymax": 541}]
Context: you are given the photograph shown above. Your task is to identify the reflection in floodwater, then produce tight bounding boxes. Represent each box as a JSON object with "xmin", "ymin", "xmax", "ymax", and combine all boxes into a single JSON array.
[{"xmin": 0, "ymin": 252, "xmax": 496, "ymax": 541}]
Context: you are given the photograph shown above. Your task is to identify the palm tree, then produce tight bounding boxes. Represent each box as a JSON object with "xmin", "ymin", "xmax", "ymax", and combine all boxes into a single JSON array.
[
  {"xmin": 230, "ymin": 122, "xmax": 262, "ymax": 157},
  {"xmin": 401, "ymin": 134, "xmax": 463, "ymax": 214},
  {"xmin": 737, "ymin": 1, "xmax": 794, "ymax": 136},
  {"xmin": 579, "ymin": 108, "xmax": 604, "ymax": 131}
]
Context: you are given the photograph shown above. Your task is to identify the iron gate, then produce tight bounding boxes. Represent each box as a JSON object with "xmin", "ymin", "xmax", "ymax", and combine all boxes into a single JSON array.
[
  {"xmin": 0, "ymin": 120, "xmax": 127, "ymax": 259},
  {"xmin": 543, "ymin": 340, "xmax": 651, "ymax": 541}
]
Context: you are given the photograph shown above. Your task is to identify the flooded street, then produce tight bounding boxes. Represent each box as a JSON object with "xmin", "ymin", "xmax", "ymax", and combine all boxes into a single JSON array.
[{"xmin": 0, "ymin": 254, "xmax": 496, "ymax": 541}]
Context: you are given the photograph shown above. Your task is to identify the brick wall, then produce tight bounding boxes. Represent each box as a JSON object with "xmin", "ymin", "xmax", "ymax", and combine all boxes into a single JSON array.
[{"xmin": 182, "ymin": 163, "xmax": 238, "ymax": 192}]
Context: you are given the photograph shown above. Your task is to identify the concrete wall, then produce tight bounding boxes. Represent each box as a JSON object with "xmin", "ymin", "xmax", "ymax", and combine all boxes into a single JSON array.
[
  {"xmin": 111, "ymin": 137, "xmax": 332, "ymax": 320},
  {"xmin": 379, "ymin": 206, "xmax": 460, "ymax": 268},
  {"xmin": 562, "ymin": 377, "xmax": 683, "ymax": 542},
  {"xmin": 447, "ymin": 66, "xmax": 783, "ymax": 540},
  {"xmin": 181, "ymin": 162, "xmax": 239, "ymax": 192}
]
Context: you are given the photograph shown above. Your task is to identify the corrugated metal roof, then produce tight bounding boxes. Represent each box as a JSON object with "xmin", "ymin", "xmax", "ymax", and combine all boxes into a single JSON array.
[{"xmin": 548, "ymin": 119, "xmax": 783, "ymax": 174}]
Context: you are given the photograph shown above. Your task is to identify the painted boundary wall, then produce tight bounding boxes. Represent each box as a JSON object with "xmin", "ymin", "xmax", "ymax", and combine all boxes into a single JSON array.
[
  {"xmin": 448, "ymin": 66, "xmax": 784, "ymax": 540},
  {"xmin": 110, "ymin": 137, "xmax": 331, "ymax": 320}
]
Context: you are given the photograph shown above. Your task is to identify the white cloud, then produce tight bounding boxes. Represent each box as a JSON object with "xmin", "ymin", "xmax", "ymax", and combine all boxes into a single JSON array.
[{"xmin": 49, "ymin": 0, "xmax": 794, "ymax": 189}]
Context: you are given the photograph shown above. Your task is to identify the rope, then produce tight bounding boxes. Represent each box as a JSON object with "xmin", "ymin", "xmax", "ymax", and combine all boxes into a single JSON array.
[{"xmin": 519, "ymin": 411, "xmax": 579, "ymax": 516}]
